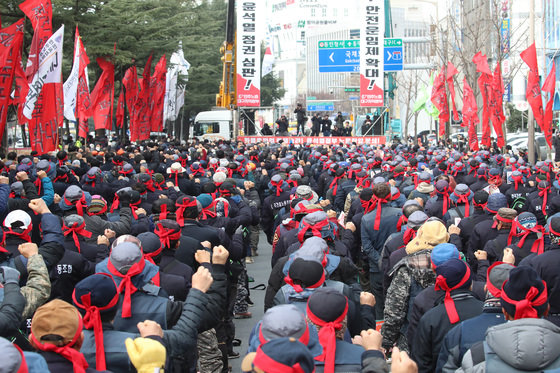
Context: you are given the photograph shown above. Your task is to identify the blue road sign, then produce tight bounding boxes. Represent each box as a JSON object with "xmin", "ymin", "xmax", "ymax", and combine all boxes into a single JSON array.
[
  {"xmin": 318, "ymin": 48, "xmax": 360, "ymax": 73},
  {"xmin": 307, "ymin": 102, "xmax": 335, "ymax": 111},
  {"xmin": 384, "ymin": 38, "xmax": 403, "ymax": 71}
]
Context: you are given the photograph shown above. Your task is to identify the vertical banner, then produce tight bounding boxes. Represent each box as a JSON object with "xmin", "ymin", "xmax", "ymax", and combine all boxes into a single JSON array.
[
  {"xmin": 359, "ymin": 0, "xmax": 384, "ymax": 107},
  {"xmin": 236, "ymin": 1, "xmax": 260, "ymax": 106}
]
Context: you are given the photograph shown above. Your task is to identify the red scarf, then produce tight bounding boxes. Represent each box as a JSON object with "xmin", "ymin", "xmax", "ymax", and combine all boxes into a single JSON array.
[
  {"xmin": 3, "ymin": 225, "xmax": 32, "ymax": 243},
  {"xmin": 396, "ymin": 215, "xmax": 407, "ymax": 231},
  {"xmin": 143, "ymin": 247, "xmax": 164, "ymax": 287},
  {"xmin": 201, "ymin": 201, "xmax": 219, "ymax": 219},
  {"xmin": 107, "ymin": 258, "xmax": 146, "ymax": 318},
  {"xmin": 515, "ymin": 221, "xmax": 546, "ymax": 255},
  {"xmin": 72, "ymin": 277, "xmax": 120, "ymax": 371},
  {"xmin": 306, "ymin": 300, "xmax": 348, "ymax": 373},
  {"xmin": 154, "ymin": 225, "xmax": 182, "ymax": 249},
  {"xmin": 62, "ymin": 222, "xmax": 93, "ymax": 252},
  {"xmin": 169, "ymin": 170, "xmax": 181, "ymax": 186},
  {"xmin": 329, "ymin": 175, "xmax": 343, "ymax": 196},
  {"xmin": 297, "ymin": 219, "xmax": 330, "ymax": 243},
  {"xmin": 538, "ymin": 186, "xmax": 550, "ymax": 216},
  {"xmin": 512, "ymin": 175, "xmax": 523, "ymax": 190},
  {"xmin": 370, "ymin": 196, "xmax": 389, "ymax": 231},
  {"xmin": 34, "ymin": 178, "xmax": 42, "ymax": 195},
  {"xmin": 158, "ymin": 204, "xmax": 169, "ymax": 221},
  {"xmin": 402, "ymin": 227, "xmax": 417, "ymax": 245},
  {"xmin": 270, "ymin": 179, "xmax": 285, "ymax": 196},
  {"xmin": 436, "ymin": 186, "xmax": 451, "ymax": 216},
  {"xmin": 500, "ymin": 280, "xmax": 548, "ymax": 319},
  {"xmin": 86, "ymin": 174, "xmax": 96, "ymax": 188},
  {"xmin": 434, "ymin": 264, "xmax": 471, "ymax": 323},
  {"xmin": 30, "ymin": 314, "xmax": 89, "ymax": 373},
  {"xmin": 189, "ymin": 166, "xmax": 205, "ymax": 177},
  {"xmin": 129, "ymin": 200, "xmax": 141, "ymax": 219},
  {"xmin": 65, "ymin": 195, "xmax": 87, "ymax": 216},
  {"xmin": 485, "ymin": 261, "xmax": 511, "ymax": 298},
  {"xmin": 455, "ymin": 191, "xmax": 471, "ymax": 218},
  {"xmin": 58, "ymin": 157, "xmax": 68, "ymax": 166},
  {"xmin": 286, "ymin": 179, "xmax": 298, "ymax": 188},
  {"xmin": 176, "ymin": 198, "xmax": 198, "ymax": 227},
  {"xmin": 492, "ymin": 214, "xmax": 516, "ymax": 245}
]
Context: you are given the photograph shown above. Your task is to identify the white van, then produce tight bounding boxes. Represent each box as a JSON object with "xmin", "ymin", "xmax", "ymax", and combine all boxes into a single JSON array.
[{"xmin": 192, "ymin": 110, "xmax": 233, "ymax": 141}]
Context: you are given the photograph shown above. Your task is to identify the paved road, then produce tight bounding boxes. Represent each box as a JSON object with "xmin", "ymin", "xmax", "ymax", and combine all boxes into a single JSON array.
[{"xmin": 230, "ymin": 232, "xmax": 271, "ymax": 373}]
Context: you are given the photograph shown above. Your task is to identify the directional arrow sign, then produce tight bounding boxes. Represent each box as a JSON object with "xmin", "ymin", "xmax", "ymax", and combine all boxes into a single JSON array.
[
  {"xmin": 329, "ymin": 52, "xmax": 334, "ymax": 63},
  {"xmin": 318, "ymin": 48, "xmax": 360, "ymax": 72},
  {"xmin": 384, "ymin": 38, "xmax": 403, "ymax": 71}
]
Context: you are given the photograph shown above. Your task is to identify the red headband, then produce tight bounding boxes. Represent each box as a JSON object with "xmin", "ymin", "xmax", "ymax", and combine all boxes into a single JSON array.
[
  {"xmin": 515, "ymin": 220, "xmax": 546, "ymax": 255},
  {"xmin": 258, "ymin": 322, "xmax": 310, "ymax": 346},
  {"xmin": 500, "ymin": 280, "xmax": 548, "ymax": 320},
  {"xmin": 72, "ymin": 274, "xmax": 120, "ymax": 371},
  {"xmin": 176, "ymin": 198, "xmax": 198, "ymax": 227},
  {"xmin": 538, "ymin": 186, "xmax": 550, "ymax": 217},
  {"xmin": 271, "ymin": 179, "xmax": 285, "ymax": 197},
  {"xmin": 252, "ymin": 344, "xmax": 307, "ymax": 373},
  {"xmin": 436, "ymin": 187, "xmax": 450, "ymax": 216},
  {"xmin": 62, "ymin": 222, "xmax": 93, "ymax": 253},
  {"xmin": 455, "ymin": 191, "xmax": 471, "ymax": 218},
  {"xmin": 64, "ymin": 195, "xmax": 86, "ymax": 216},
  {"xmin": 284, "ymin": 270, "xmax": 325, "ymax": 293},
  {"xmin": 307, "ymin": 299, "xmax": 348, "ymax": 373},
  {"xmin": 154, "ymin": 225, "xmax": 182, "ymax": 249},
  {"xmin": 107, "ymin": 258, "xmax": 146, "ymax": 318},
  {"xmin": 297, "ymin": 219, "xmax": 330, "ymax": 243},
  {"xmin": 434, "ymin": 264, "xmax": 472, "ymax": 324},
  {"xmin": 3, "ymin": 224, "xmax": 32, "ymax": 243},
  {"xmin": 371, "ymin": 196, "xmax": 389, "ymax": 231},
  {"xmin": 159, "ymin": 203, "xmax": 168, "ymax": 221},
  {"xmin": 485, "ymin": 261, "xmax": 513, "ymax": 298}
]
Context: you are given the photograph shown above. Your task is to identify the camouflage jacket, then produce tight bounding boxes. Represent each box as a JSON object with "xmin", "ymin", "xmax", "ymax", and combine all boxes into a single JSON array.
[
  {"xmin": 21, "ymin": 254, "xmax": 51, "ymax": 319},
  {"xmin": 381, "ymin": 249, "xmax": 435, "ymax": 351}
]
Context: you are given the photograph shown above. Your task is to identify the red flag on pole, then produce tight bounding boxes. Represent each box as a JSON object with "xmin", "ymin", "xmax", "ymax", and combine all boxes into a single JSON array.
[
  {"xmin": 446, "ymin": 62, "xmax": 459, "ymax": 121},
  {"xmin": 132, "ymin": 55, "xmax": 153, "ymax": 142},
  {"xmin": 431, "ymin": 66, "xmax": 449, "ymax": 137},
  {"xmin": 542, "ymin": 62, "xmax": 556, "ymax": 147},
  {"xmin": 462, "ymin": 78, "xmax": 480, "ymax": 151},
  {"xmin": 489, "ymin": 64, "xmax": 505, "ymax": 148},
  {"xmin": 0, "ymin": 19, "xmax": 25, "ymax": 137},
  {"xmin": 116, "ymin": 85, "xmax": 125, "ymax": 128},
  {"xmin": 123, "ymin": 66, "xmax": 138, "ymax": 113},
  {"xmin": 473, "ymin": 52, "xmax": 492, "ymax": 148},
  {"xmin": 20, "ymin": 0, "xmax": 60, "ymax": 153},
  {"xmin": 150, "ymin": 55, "xmax": 167, "ymax": 132},
  {"xmin": 520, "ymin": 43, "xmax": 546, "ymax": 136},
  {"xmin": 76, "ymin": 44, "xmax": 92, "ymax": 139},
  {"xmin": 90, "ymin": 58, "xmax": 115, "ymax": 130}
]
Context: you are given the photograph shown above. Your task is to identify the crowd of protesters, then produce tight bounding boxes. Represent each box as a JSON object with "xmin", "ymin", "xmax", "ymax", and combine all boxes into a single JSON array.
[{"xmin": 0, "ymin": 135, "xmax": 559, "ymax": 373}]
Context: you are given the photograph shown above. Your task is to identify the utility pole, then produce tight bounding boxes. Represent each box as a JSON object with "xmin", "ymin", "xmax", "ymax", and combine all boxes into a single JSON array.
[{"xmin": 528, "ymin": 0, "xmax": 536, "ymax": 164}]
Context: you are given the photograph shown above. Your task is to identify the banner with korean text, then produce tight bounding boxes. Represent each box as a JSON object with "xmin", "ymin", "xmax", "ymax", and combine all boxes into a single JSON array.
[
  {"xmin": 238, "ymin": 136, "xmax": 386, "ymax": 146},
  {"xmin": 236, "ymin": 1, "xmax": 260, "ymax": 106},
  {"xmin": 360, "ymin": 0, "xmax": 384, "ymax": 107}
]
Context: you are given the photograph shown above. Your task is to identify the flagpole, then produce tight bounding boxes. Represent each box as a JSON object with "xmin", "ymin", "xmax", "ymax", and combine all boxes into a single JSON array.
[{"xmin": 528, "ymin": 0, "xmax": 536, "ymax": 163}]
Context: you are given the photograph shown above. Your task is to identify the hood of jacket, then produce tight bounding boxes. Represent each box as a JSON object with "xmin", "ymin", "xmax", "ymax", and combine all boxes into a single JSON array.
[{"xmin": 487, "ymin": 318, "xmax": 560, "ymax": 370}]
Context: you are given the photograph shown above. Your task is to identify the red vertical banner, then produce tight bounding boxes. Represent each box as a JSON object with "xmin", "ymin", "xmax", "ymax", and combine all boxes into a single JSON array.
[
  {"xmin": 0, "ymin": 19, "xmax": 25, "ymax": 137},
  {"xmin": 463, "ymin": 78, "xmax": 480, "ymax": 151},
  {"xmin": 131, "ymin": 55, "xmax": 152, "ymax": 142},
  {"xmin": 150, "ymin": 55, "xmax": 167, "ymax": 132},
  {"xmin": 490, "ymin": 64, "xmax": 505, "ymax": 147},
  {"xmin": 541, "ymin": 62, "xmax": 555, "ymax": 147},
  {"xmin": 431, "ymin": 66, "xmax": 449, "ymax": 137},
  {"xmin": 359, "ymin": 0, "xmax": 384, "ymax": 107},
  {"xmin": 473, "ymin": 52, "xmax": 493, "ymax": 148},
  {"xmin": 520, "ymin": 43, "xmax": 546, "ymax": 138},
  {"xmin": 20, "ymin": 0, "xmax": 61, "ymax": 153},
  {"xmin": 236, "ymin": 1, "xmax": 261, "ymax": 106},
  {"xmin": 123, "ymin": 66, "xmax": 138, "ymax": 128},
  {"xmin": 90, "ymin": 58, "xmax": 115, "ymax": 130},
  {"xmin": 446, "ymin": 62, "xmax": 459, "ymax": 121},
  {"xmin": 116, "ymin": 85, "xmax": 125, "ymax": 128}
]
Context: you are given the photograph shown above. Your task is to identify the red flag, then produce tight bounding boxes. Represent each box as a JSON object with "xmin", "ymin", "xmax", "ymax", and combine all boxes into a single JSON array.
[
  {"xmin": 489, "ymin": 64, "xmax": 505, "ymax": 148},
  {"xmin": 542, "ymin": 63, "xmax": 555, "ymax": 147},
  {"xmin": 472, "ymin": 52, "xmax": 492, "ymax": 75},
  {"xmin": 132, "ymin": 55, "xmax": 153, "ymax": 142},
  {"xmin": 116, "ymin": 85, "xmax": 125, "ymax": 128},
  {"xmin": 150, "ymin": 55, "xmax": 167, "ymax": 132},
  {"xmin": 431, "ymin": 66, "xmax": 449, "ymax": 137},
  {"xmin": 20, "ymin": 0, "xmax": 60, "ymax": 153},
  {"xmin": 446, "ymin": 62, "xmax": 459, "ymax": 121},
  {"xmin": 463, "ymin": 78, "xmax": 479, "ymax": 151},
  {"xmin": 520, "ymin": 43, "xmax": 546, "ymax": 138},
  {"xmin": 123, "ymin": 66, "xmax": 138, "ymax": 129},
  {"xmin": 76, "ymin": 35, "xmax": 92, "ymax": 139},
  {"xmin": 0, "ymin": 19, "xmax": 25, "ymax": 137},
  {"xmin": 90, "ymin": 58, "xmax": 115, "ymax": 130}
]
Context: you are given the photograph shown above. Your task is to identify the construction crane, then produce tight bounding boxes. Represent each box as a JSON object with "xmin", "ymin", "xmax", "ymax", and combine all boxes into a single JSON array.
[{"xmin": 216, "ymin": 0, "xmax": 236, "ymax": 109}]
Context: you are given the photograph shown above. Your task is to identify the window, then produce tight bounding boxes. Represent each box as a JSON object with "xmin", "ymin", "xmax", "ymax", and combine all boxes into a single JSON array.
[
  {"xmin": 311, "ymin": 8, "xmax": 316, "ymax": 17},
  {"xmin": 322, "ymin": 7, "xmax": 327, "ymax": 17},
  {"xmin": 193, "ymin": 122, "xmax": 220, "ymax": 136}
]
